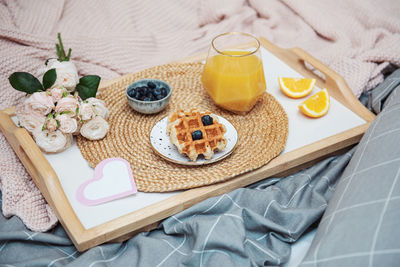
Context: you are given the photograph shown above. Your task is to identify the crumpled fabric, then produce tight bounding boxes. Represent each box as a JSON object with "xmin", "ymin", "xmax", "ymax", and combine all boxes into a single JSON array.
[{"xmin": 1, "ymin": 0, "xmax": 399, "ymax": 231}]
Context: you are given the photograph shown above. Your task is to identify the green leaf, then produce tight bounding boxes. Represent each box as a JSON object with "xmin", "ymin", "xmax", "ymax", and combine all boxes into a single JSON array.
[
  {"xmin": 62, "ymin": 90, "xmax": 69, "ymax": 97},
  {"xmin": 76, "ymin": 75, "xmax": 101, "ymax": 100},
  {"xmin": 43, "ymin": 68, "xmax": 57, "ymax": 89},
  {"xmin": 76, "ymin": 84, "xmax": 96, "ymax": 100},
  {"xmin": 8, "ymin": 72, "xmax": 43, "ymax": 94}
]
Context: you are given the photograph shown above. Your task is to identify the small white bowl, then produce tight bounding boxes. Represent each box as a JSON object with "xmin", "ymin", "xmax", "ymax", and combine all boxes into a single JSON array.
[{"xmin": 126, "ymin": 79, "xmax": 172, "ymax": 114}]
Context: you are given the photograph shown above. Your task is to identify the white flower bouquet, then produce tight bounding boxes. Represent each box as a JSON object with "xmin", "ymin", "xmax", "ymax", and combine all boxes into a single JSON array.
[{"xmin": 9, "ymin": 33, "xmax": 110, "ymax": 153}]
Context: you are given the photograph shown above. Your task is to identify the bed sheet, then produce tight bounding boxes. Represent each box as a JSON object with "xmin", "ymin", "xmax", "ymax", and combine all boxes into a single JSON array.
[{"xmin": 0, "ymin": 78, "xmax": 397, "ymax": 267}]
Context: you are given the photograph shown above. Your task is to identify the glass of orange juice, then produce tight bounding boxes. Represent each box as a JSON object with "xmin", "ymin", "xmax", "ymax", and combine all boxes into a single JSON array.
[{"xmin": 201, "ymin": 32, "xmax": 266, "ymax": 113}]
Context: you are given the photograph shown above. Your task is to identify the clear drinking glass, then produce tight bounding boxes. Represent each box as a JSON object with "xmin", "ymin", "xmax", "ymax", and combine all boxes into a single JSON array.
[{"xmin": 201, "ymin": 32, "xmax": 266, "ymax": 113}]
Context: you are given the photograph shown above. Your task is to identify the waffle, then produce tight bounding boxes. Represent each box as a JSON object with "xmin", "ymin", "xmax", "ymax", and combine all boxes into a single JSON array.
[{"xmin": 167, "ymin": 109, "xmax": 227, "ymax": 161}]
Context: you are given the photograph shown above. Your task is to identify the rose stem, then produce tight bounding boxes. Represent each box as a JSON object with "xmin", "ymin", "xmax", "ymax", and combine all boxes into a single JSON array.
[
  {"xmin": 66, "ymin": 48, "xmax": 72, "ymax": 61},
  {"xmin": 57, "ymin": 33, "xmax": 66, "ymax": 61},
  {"xmin": 56, "ymin": 44, "xmax": 62, "ymax": 61}
]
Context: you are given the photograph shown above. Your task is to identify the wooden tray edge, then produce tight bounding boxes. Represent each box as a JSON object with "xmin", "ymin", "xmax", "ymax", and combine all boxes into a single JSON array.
[
  {"xmin": 0, "ymin": 38, "xmax": 375, "ymax": 251},
  {"xmin": 0, "ymin": 108, "xmax": 86, "ymax": 246}
]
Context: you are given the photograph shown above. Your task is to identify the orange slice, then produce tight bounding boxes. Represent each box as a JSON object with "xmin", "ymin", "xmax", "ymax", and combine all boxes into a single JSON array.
[
  {"xmin": 298, "ymin": 89, "xmax": 330, "ymax": 118},
  {"xmin": 279, "ymin": 77, "xmax": 316, "ymax": 98}
]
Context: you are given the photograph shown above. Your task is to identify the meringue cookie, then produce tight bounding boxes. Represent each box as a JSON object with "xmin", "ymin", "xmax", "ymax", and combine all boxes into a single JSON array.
[{"xmin": 80, "ymin": 116, "xmax": 109, "ymax": 140}]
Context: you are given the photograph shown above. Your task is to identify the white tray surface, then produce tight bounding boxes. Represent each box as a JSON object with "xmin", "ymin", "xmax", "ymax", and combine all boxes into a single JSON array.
[{"xmin": 43, "ymin": 47, "xmax": 365, "ymax": 229}]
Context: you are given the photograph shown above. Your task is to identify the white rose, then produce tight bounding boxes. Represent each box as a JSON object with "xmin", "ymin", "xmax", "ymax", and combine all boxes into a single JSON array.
[
  {"xmin": 80, "ymin": 116, "xmax": 109, "ymax": 140},
  {"xmin": 45, "ymin": 59, "xmax": 79, "ymax": 92},
  {"xmin": 32, "ymin": 128, "xmax": 71, "ymax": 153},
  {"xmin": 15, "ymin": 103, "xmax": 46, "ymax": 133},
  {"xmin": 73, "ymin": 122, "xmax": 81, "ymax": 135},
  {"xmin": 44, "ymin": 117, "xmax": 58, "ymax": 132},
  {"xmin": 49, "ymin": 87, "xmax": 68, "ymax": 103},
  {"xmin": 57, "ymin": 114, "xmax": 78, "ymax": 134},
  {"xmin": 78, "ymin": 102, "xmax": 95, "ymax": 121},
  {"xmin": 25, "ymin": 92, "xmax": 54, "ymax": 115},
  {"xmin": 55, "ymin": 95, "xmax": 79, "ymax": 116},
  {"xmin": 86, "ymin": 98, "xmax": 109, "ymax": 119}
]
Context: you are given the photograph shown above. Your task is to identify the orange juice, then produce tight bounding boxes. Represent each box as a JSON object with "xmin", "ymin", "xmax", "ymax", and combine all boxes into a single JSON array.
[{"xmin": 201, "ymin": 50, "xmax": 266, "ymax": 112}]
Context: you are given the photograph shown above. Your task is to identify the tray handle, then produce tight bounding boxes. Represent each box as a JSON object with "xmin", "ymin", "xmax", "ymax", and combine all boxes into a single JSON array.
[
  {"xmin": 290, "ymin": 47, "xmax": 375, "ymax": 122},
  {"xmin": 0, "ymin": 108, "xmax": 55, "ymax": 200}
]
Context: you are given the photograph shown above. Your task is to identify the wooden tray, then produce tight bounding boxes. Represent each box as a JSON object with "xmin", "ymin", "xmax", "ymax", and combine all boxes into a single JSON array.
[{"xmin": 0, "ymin": 37, "xmax": 375, "ymax": 251}]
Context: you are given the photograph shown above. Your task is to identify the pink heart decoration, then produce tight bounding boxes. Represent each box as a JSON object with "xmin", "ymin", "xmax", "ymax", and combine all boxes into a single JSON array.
[{"xmin": 76, "ymin": 158, "xmax": 137, "ymax": 206}]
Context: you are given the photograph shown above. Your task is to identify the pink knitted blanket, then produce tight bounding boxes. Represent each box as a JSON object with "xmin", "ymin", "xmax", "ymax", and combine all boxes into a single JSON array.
[{"xmin": 1, "ymin": 0, "xmax": 399, "ymax": 232}]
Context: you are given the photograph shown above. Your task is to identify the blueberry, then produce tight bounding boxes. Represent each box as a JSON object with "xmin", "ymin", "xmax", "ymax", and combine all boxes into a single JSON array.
[
  {"xmin": 143, "ymin": 97, "xmax": 151, "ymax": 101},
  {"xmin": 147, "ymin": 81, "xmax": 156, "ymax": 89},
  {"xmin": 138, "ymin": 87, "xmax": 145, "ymax": 95},
  {"xmin": 160, "ymin": 87, "xmax": 168, "ymax": 97},
  {"xmin": 201, "ymin": 115, "xmax": 213, "ymax": 126},
  {"xmin": 146, "ymin": 92, "xmax": 153, "ymax": 98},
  {"xmin": 128, "ymin": 89, "xmax": 136, "ymax": 98},
  {"xmin": 153, "ymin": 88, "xmax": 162, "ymax": 96},
  {"xmin": 142, "ymin": 86, "xmax": 149, "ymax": 95},
  {"xmin": 191, "ymin": 130, "xmax": 203, "ymax": 140},
  {"xmin": 134, "ymin": 91, "xmax": 141, "ymax": 100},
  {"xmin": 156, "ymin": 94, "xmax": 164, "ymax": 100}
]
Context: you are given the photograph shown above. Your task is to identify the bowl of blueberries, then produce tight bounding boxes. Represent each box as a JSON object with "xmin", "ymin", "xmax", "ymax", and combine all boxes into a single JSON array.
[{"xmin": 126, "ymin": 79, "xmax": 172, "ymax": 114}]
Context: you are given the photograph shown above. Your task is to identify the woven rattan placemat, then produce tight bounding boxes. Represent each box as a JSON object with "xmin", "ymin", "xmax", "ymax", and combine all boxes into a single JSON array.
[{"xmin": 77, "ymin": 62, "xmax": 288, "ymax": 192}]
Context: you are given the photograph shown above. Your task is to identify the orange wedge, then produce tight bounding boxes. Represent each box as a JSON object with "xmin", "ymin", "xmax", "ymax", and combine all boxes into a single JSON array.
[
  {"xmin": 298, "ymin": 89, "xmax": 330, "ymax": 118},
  {"xmin": 279, "ymin": 77, "xmax": 316, "ymax": 98}
]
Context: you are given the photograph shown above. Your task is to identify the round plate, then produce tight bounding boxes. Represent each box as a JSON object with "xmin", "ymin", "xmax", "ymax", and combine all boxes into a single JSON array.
[{"xmin": 150, "ymin": 115, "xmax": 238, "ymax": 166}]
